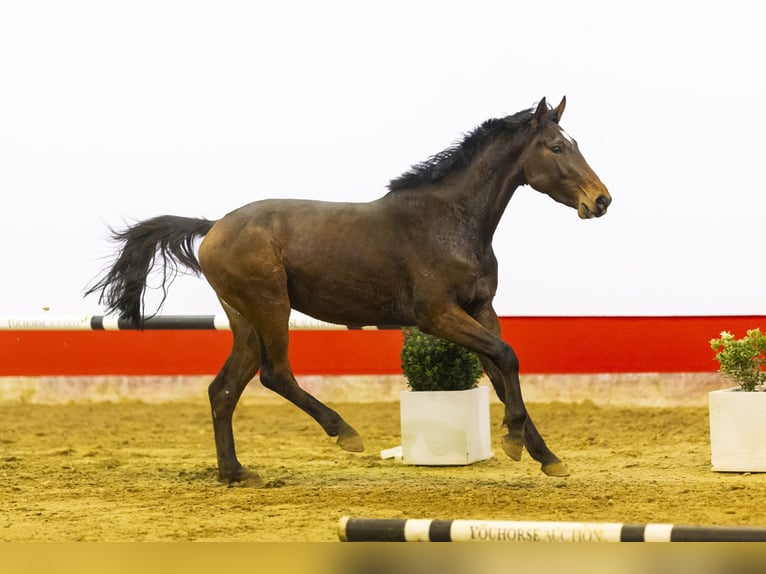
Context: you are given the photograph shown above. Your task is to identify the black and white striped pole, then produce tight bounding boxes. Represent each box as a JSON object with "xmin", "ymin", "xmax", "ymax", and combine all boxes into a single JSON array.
[
  {"xmin": 338, "ymin": 517, "xmax": 766, "ymax": 542},
  {"xmin": 0, "ymin": 315, "xmax": 394, "ymax": 331}
]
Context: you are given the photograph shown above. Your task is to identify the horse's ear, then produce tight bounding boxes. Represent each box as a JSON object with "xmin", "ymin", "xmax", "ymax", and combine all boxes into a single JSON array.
[
  {"xmin": 531, "ymin": 97, "xmax": 548, "ymax": 128},
  {"xmin": 553, "ymin": 96, "xmax": 566, "ymax": 123}
]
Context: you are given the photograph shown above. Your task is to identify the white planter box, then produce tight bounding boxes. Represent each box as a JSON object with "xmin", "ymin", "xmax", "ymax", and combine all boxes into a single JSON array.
[
  {"xmin": 709, "ymin": 387, "xmax": 766, "ymax": 472},
  {"xmin": 400, "ymin": 386, "xmax": 492, "ymax": 465}
]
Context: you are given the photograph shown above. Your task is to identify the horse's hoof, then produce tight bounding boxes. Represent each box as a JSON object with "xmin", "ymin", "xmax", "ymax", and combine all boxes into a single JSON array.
[
  {"xmin": 335, "ymin": 421, "xmax": 365, "ymax": 452},
  {"xmin": 337, "ymin": 433, "xmax": 365, "ymax": 452},
  {"xmin": 541, "ymin": 461, "xmax": 570, "ymax": 477},
  {"xmin": 220, "ymin": 467, "xmax": 263, "ymax": 487},
  {"xmin": 502, "ymin": 435, "xmax": 523, "ymax": 461}
]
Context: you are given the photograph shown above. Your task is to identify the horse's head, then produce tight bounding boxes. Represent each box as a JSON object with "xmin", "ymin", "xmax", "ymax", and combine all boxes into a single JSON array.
[{"xmin": 520, "ymin": 97, "xmax": 611, "ymax": 219}]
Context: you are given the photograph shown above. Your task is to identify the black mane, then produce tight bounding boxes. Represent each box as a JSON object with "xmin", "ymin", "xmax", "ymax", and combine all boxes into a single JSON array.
[{"xmin": 388, "ymin": 107, "xmax": 538, "ymax": 192}]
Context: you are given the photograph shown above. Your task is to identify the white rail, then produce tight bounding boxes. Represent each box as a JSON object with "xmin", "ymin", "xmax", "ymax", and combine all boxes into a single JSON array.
[{"xmin": 0, "ymin": 314, "xmax": 381, "ymax": 331}]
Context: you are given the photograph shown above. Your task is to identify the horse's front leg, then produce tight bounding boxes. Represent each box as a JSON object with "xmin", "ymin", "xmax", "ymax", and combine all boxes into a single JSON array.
[
  {"xmin": 472, "ymin": 307, "xmax": 570, "ymax": 477},
  {"xmin": 479, "ymin": 354, "xmax": 569, "ymax": 476},
  {"xmin": 420, "ymin": 306, "xmax": 528, "ymax": 451}
]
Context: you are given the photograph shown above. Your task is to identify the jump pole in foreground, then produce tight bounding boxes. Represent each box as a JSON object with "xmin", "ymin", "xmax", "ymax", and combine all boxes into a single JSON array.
[{"xmin": 338, "ymin": 517, "xmax": 766, "ymax": 542}]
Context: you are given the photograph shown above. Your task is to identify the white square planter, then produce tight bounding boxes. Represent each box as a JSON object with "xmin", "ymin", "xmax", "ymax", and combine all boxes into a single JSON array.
[
  {"xmin": 709, "ymin": 387, "xmax": 766, "ymax": 472},
  {"xmin": 400, "ymin": 385, "xmax": 492, "ymax": 465}
]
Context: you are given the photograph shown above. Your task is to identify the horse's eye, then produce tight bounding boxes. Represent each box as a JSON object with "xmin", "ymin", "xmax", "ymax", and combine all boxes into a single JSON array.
[{"xmin": 551, "ymin": 145, "xmax": 563, "ymax": 154}]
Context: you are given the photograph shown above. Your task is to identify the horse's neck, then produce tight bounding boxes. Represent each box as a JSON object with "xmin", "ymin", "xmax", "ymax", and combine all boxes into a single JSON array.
[
  {"xmin": 379, "ymin": 137, "xmax": 525, "ymax": 245},
  {"xmin": 450, "ymin": 143, "xmax": 525, "ymax": 240}
]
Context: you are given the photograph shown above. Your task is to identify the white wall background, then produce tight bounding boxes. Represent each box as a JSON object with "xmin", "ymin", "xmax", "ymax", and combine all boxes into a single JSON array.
[{"xmin": 2, "ymin": 0, "xmax": 764, "ymax": 318}]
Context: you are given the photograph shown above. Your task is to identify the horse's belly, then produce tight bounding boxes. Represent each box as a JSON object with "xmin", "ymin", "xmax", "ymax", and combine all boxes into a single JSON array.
[{"xmin": 287, "ymin": 273, "xmax": 414, "ymax": 328}]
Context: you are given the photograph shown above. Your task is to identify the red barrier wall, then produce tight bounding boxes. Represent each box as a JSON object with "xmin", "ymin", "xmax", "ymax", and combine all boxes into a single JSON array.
[{"xmin": 1, "ymin": 316, "xmax": 763, "ymax": 376}]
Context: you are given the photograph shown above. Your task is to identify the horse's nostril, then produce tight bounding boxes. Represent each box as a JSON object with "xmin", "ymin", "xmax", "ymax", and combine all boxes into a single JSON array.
[{"xmin": 596, "ymin": 194, "xmax": 611, "ymax": 210}]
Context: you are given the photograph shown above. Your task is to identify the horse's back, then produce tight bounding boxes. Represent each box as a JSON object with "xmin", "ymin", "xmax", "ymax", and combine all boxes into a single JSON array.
[{"xmin": 205, "ymin": 197, "xmax": 397, "ymax": 252}]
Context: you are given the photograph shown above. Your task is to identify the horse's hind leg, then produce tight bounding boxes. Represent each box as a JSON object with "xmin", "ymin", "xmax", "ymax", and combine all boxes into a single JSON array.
[
  {"xmin": 261, "ymin": 360, "xmax": 365, "ymax": 452},
  {"xmin": 260, "ymin": 336, "xmax": 365, "ymax": 453},
  {"xmin": 241, "ymin": 289, "xmax": 364, "ymax": 452},
  {"xmin": 208, "ymin": 300, "xmax": 262, "ymax": 484}
]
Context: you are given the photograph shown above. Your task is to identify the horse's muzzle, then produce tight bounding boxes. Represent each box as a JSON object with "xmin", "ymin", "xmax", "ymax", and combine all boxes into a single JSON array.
[{"xmin": 579, "ymin": 193, "xmax": 611, "ymax": 219}]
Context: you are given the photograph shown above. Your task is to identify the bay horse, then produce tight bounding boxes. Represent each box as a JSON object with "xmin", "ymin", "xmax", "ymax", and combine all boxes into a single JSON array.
[{"xmin": 86, "ymin": 97, "xmax": 610, "ymax": 483}]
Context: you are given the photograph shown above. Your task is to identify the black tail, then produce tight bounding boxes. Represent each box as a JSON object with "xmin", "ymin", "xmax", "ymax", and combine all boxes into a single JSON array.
[{"xmin": 85, "ymin": 215, "xmax": 216, "ymax": 327}]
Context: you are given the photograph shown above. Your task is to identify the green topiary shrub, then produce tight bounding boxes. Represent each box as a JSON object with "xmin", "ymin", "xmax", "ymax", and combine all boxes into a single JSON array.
[{"xmin": 400, "ymin": 327, "xmax": 483, "ymax": 391}]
